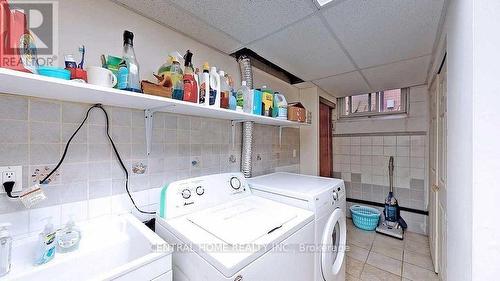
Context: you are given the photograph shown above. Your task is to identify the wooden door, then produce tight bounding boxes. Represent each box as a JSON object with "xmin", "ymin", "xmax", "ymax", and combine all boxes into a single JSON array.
[
  {"xmin": 437, "ymin": 59, "xmax": 447, "ymax": 280},
  {"xmin": 429, "ymin": 58, "xmax": 447, "ymax": 279},
  {"xmin": 319, "ymin": 101, "xmax": 333, "ymax": 177},
  {"xmin": 429, "ymin": 73, "xmax": 439, "ymax": 272}
]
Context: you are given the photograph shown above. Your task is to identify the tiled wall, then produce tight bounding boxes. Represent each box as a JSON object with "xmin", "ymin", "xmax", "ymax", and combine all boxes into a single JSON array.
[
  {"xmin": 0, "ymin": 93, "xmax": 300, "ymax": 236},
  {"xmin": 334, "ymin": 134, "xmax": 427, "ymax": 234},
  {"xmin": 333, "ymin": 85, "xmax": 429, "ymax": 234}
]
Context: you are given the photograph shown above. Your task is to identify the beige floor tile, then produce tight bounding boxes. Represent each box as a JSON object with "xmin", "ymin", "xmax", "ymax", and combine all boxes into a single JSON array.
[
  {"xmin": 366, "ymin": 251, "xmax": 402, "ymax": 276},
  {"xmin": 405, "ymin": 239, "xmax": 431, "ymax": 256},
  {"xmin": 360, "ymin": 264, "xmax": 400, "ymax": 281},
  {"xmin": 405, "ymin": 231, "xmax": 429, "ymax": 244},
  {"xmin": 403, "ymin": 262, "xmax": 439, "ymax": 281},
  {"xmin": 348, "ymin": 228, "xmax": 375, "ymax": 250},
  {"xmin": 372, "ymin": 238, "xmax": 404, "ymax": 260},
  {"xmin": 404, "ymin": 250, "xmax": 434, "ymax": 271},
  {"xmin": 347, "ymin": 243, "xmax": 370, "ymax": 262},
  {"xmin": 346, "ymin": 273, "xmax": 362, "ymax": 281},
  {"xmin": 347, "ymin": 256, "xmax": 365, "ymax": 278}
]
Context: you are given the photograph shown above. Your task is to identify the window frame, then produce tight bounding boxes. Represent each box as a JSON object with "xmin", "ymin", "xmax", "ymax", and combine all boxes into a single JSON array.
[{"xmin": 338, "ymin": 88, "xmax": 409, "ymax": 119}]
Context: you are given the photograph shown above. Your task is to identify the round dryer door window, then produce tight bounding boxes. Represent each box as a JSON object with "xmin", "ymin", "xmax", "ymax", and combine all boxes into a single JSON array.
[{"xmin": 321, "ymin": 208, "xmax": 346, "ymax": 281}]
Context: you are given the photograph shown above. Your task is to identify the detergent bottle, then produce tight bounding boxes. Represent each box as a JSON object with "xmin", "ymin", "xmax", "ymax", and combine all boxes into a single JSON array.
[
  {"xmin": 170, "ymin": 54, "xmax": 184, "ymax": 100},
  {"xmin": 199, "ymin": 63, "xmax": 210, "ymax": 106},
  {"xmin": 183, "ymin": 50, "xmax": 198, "ymax": 103},
  {"xmin": 209, "ymin": 67, "xmax": 221, "ymax": 108},
  {"xmin": 219, "ymin": 70, "xmax": 230, "ymax": 109}
]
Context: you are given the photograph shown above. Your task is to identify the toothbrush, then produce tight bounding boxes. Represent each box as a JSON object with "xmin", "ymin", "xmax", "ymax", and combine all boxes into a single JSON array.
[{"xmin": 78, "ymin": 45, "xmax": 85, "ymax": 69}]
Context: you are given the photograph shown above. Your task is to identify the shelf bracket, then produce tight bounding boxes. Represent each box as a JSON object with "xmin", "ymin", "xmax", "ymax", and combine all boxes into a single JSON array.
[
  {"xmin": 145, "ymin": 105, "xmax": 176, "ymax": 155},
  {"xmin": 231, "ymin": 120, "xmax": 245, "ymax": 149},
  {"xmin": 145, "ymin": 109, "xmax": 155, "ymax": 156}
]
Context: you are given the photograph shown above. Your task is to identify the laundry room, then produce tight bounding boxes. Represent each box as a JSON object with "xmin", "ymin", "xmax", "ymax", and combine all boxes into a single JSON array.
[{"xmin": 1, "ymin": 0, "xmax": 500, "ymax": 281}]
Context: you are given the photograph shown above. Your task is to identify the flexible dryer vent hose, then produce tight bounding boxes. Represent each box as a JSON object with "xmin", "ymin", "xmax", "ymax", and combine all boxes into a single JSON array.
[{"xmin": 237, "ymin": 55, "xmax": 254, "ymax": 178}]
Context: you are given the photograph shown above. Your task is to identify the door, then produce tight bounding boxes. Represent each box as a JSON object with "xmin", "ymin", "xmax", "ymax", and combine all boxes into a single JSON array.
[
  {"xmin": 319, "ymin": 100, "xmax": 333, "ymax": 177},
  {"xmin": 428, "ymin": 74, "xmax": 439, "ymax": 272},
  {"xmin": 437, "ymin": 60, "xmax": 447, "ymax": 280},
  {"xmin": 321, "ymin": 208, "xmax": 346, "ymax": 281},
  {"xmin": 429, "ymin": 58, "xmax": 447, "ymax": 279}
]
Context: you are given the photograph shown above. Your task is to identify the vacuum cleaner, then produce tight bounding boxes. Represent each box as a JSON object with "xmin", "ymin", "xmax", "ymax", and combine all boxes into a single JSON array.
[{"xmin": 376, "ymin": 156, "xmax": 407, "ymax": 239}]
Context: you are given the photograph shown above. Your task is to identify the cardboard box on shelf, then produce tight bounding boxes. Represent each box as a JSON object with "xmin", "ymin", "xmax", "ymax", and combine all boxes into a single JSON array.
[{"xmin": 288, "ymin": 102, "xmax": 306, "ymax": 122}]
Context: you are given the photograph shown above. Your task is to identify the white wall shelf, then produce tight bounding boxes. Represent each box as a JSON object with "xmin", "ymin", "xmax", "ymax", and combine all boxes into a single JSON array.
[
  {"xmin": 0, "ymin": 68, "xmax": 307, "ymax": 126},
  {"xmin": 0, "ymin": 68, "xmax": 308, "ymax": 154}
]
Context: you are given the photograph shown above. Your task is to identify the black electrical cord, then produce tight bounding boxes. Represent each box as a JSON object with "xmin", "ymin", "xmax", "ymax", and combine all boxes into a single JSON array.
[
  {"xmin": 3, "ymin": 181, "xmax": 19, "ymax": 198},
  {"xmin": 40, "ymin": 104, "xmax": 155, "ymax": 214}
]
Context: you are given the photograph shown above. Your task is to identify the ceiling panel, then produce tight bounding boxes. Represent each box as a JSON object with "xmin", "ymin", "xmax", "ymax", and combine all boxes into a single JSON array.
[
  {"xmin": 169, "ymin": 0, "xmax": 316, "ymax": 44},
  {"xmin": 250, "ymin": 16, "xmax": 356, "ymax": 81},
  {"xmin": 114, "ymin": 0, "xmax": 242, "ymax": 53},
  {"xmin": 361, "ymin": 55, "xmax": 431, "ymax": 91},
  {"xmin": 313, "ymin": 71, "xmax": 371, "ymax": 97},
  {"xmin": 323, "ymin": 0, "xmax": 444, "ymax": 68}
]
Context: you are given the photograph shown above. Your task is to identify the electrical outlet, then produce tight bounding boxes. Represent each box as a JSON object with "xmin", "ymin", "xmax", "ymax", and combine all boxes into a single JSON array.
[
  {"xmin": 293, "ymin": 149, "xmax": 297, "ymax": 158},
  {"xmin": 0, "ymin": 166, "xmax": 23, "ymax": 194}
]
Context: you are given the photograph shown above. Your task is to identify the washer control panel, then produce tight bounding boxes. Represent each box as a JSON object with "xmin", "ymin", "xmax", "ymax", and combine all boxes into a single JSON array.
[{"xmin": 160, "ymin": 173, "xmax": 250, "ymax": 219}]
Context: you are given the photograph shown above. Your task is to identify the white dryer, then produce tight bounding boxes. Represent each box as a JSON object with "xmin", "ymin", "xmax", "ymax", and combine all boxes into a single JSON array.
[
  {"xmin": 248, "ymin": 172, "xmax": 347, "ymax": 281},
  {"xmin": 155, "ymin": 173, "xmax": 315, "ymax": 281}
]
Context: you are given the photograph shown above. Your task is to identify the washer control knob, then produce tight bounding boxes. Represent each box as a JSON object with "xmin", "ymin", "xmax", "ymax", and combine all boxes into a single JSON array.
[
  {"xmin": 230, "ymin": 177, "xmax": 241, "ymax": 190},
  {"xmin": 196, "ymin": 186, "xmax": 205, "ymax": 196},
  {"xmin": 333, "ymin": 191, "xmax": 338, "ymax": 201},
  {"xmin": 181, "ymin": 189, "xmax": 191, "ymax": 199}
]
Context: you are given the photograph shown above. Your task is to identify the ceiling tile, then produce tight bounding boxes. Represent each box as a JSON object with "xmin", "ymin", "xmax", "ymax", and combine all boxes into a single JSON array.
[
  {"xmin": 114, "ymin": 0, "xmax": 242, "ymax": 53},
  {"xmin": 313, "ymin": 71, "xmax": 371, "ymax": 97},
  {"xmin": 361, "ymin": 55, "xmax": 431, "ymax": 91},
  {"xmin": 323, "ymin": 0, "xmax": 444, "ymax": 68},
  {"xmin": 250, "ymin": 16, "xmax": 356, "ymax": 81},
  {"xmin": 169, "ymin": 0, "xmax": 316, "ymax": 44}
]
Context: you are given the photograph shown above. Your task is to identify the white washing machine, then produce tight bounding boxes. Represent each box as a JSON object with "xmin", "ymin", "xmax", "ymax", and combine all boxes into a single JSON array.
[
  {"xmin": 155, "ymin": 173, "xmax": 316, "ymax": 281},
  {"xmin": 248, "ymin": 172, "xmax": 347, "ymax": 281}
]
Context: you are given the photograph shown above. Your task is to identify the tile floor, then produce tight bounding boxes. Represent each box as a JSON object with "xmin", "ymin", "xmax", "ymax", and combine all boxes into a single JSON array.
[{"xmin": 346, "ymin": 219, "xmax": 440, "ymax": 281}]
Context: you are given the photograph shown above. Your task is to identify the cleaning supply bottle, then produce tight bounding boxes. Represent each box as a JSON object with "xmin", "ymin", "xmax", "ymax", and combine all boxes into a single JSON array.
[
  {"xmin": 219, "ymin": 70, "xmax": 230, "ymax": 109},
  {"xmin": 56, "ymin": 217, "xmax": 81, "ymax": 253},
  {"xmin": 122, "ymin": 30, "xmax": 141, "ymax": 93},
  {"xmin": 170, "ymin": 54, "xmax": 184, "ymax": 100},
  {"xmin": 209, "ymin": 67, "xmax": 221, "ymax": 108},
  {"xmin": 228, "ymin": 75, "xmax": 237, "ymax": 111},
  {"xmin": 35, "ymin": 218, "xmax": 56, "ymax": 265},
  {"xmin": 273, "ymin": 92, "xmax": 288, "ymax": 119},
  {"xmin": 261, "ymin": 85, "xmax": 274, "ymax": 117},
  {"xmin": 236, "ymin": 81, "xmax": 247, "ymax": 112},
  {"xmin": 183, "ymin": 50, "xmax": 198, "ymax": 103},
  {"xmin": 237, "ymin": 81, "xmax": 252, "ymax": 113},
  {"xmin": 199, "ymin": 63, "xmax": 210, "ymax": 106},
  {"xmin": 0, "ymin": 223, "xmax": 12, "ymax": 277}
]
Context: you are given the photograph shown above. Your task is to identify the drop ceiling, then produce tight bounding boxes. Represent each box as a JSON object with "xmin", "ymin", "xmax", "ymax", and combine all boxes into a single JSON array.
[{"xmin": 114, "ymin": 0, "xmax": 446, "ymax": 97}]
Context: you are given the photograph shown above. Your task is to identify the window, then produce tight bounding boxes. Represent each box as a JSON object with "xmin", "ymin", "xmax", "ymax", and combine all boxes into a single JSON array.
[{"xmin": 338, "ymin": 88, "xmax": 408, "ymax": 118}]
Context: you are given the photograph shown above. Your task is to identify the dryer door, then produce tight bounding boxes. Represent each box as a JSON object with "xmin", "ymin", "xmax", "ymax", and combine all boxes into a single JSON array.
[{"xmin": 321, "ymin": 208, "xmax": 346, "ymax": 281}]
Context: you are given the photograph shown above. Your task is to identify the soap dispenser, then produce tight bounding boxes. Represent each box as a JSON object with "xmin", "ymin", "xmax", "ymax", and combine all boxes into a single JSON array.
[
  {"xmin": 35, "ymin": 218, "xmax": 56, "ymax": 265},
  {"xmin": 0, "ymin": 223, "xmax": 12, "ymax": 277},
  {"xmin": 56, "ymin": 217, "xmax": 81, "ymax": 253}
]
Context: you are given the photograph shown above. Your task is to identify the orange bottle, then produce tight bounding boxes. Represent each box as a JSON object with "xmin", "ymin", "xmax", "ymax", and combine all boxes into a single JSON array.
[{"xmin": 183, "ymin": 50, "xmax": 198, "ymax": 103}]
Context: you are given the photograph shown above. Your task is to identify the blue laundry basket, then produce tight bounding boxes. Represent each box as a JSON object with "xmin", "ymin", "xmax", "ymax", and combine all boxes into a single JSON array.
[{"xmin": 350, "ymin": 205, "xmax": 381, "ymax": 231}]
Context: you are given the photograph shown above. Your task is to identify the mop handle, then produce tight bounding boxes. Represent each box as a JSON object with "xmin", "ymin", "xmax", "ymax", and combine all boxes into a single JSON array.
[{"xmin": 388, "ymin": 156, "xmax": 394, "ymax": 193}]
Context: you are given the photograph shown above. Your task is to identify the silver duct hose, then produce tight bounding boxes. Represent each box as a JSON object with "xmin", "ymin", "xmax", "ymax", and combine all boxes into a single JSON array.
[
  {"xmin": 237, "ymin": 55, "xmax": 254, "ymax": 178},
  {"xmin": 238, "ymin": 55, "xmax": 253, "ymax": 88},
  {"xmin": 241, "ymin": 122, "xmax": 253, "ymax": 178}
]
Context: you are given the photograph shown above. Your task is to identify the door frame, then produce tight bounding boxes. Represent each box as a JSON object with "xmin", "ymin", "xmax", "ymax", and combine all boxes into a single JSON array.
[{"xmin": 319, "ymin": 97, "xmax": 335, "ymax": 177}]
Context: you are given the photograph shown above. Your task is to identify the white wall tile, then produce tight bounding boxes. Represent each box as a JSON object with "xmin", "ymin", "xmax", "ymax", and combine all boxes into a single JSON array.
[{"xmin": 30, "ymin": 206, "xmax": 62, "ymax": 233}]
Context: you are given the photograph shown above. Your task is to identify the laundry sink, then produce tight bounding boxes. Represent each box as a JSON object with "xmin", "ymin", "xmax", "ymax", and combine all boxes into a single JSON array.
[{"xmin": 4, "ymin": 214, "xmax": 172, "ymax": 281}]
